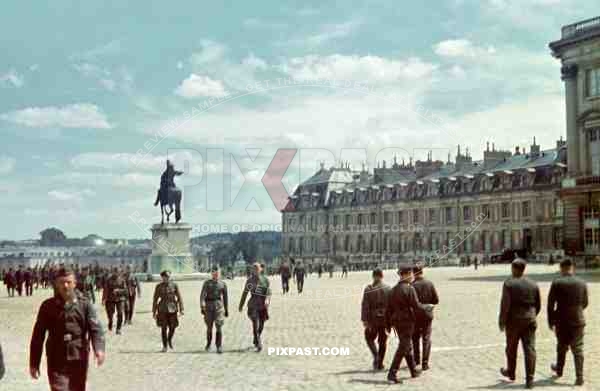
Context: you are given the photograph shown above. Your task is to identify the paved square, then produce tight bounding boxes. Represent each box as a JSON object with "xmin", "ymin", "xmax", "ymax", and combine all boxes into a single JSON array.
[{"xmin": 1, "ymin": 265, "xmax": 598, "ymax": 390}]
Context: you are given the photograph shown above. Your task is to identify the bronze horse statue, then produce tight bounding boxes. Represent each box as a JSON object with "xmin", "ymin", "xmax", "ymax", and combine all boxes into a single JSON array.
[{"xmin": 154, "ymin": 160, "xmax": 183, "ymax": 224}]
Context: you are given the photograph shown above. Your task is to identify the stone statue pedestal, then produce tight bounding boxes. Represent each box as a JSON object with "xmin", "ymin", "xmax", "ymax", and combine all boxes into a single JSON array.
[{"xmin": 149, "ymin": 223, "xmax": 195, "ymax": 275}]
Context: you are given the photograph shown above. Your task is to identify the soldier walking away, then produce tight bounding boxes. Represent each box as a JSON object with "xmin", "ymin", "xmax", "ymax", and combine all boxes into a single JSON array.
[
  {"xmin": 548, "ymin": 259, "xmax": 589, "ymax": 386},
  {"xmin": 294, "ymin": 261, "xmax": 305, "ymax": 294},
  {"xmin": 412, "ymin": 264, "xmax": 439, "ymax": 371},
  {"xmin": 124, "ymin": 266, "xmax": 141, "ymax": 325},
  {"xmin": 24, "ymin": 267, "xmax": 34, "ymax": 296},
  {"xmin": 474, "ymin": 256, "xmax": 479, "ymax": 271},
  {"xmin": 15, "ymin": 265, "xmax": 24, "ymax": 296},
  {"xmin": 317, "ymin": 263, "xmax": 323, "ymax": 278},
  {"xmin": 4, "ymin": 268, "xmax": 15, "ymax": 297},
  {"xmin": 200, "ymin": 265, "xmax": 228, "ymax": 353},
  {"xmin": 279, "ymin": 260, "xmax": 291, "ymax": 295},
  {"xmin": 498, "ymin": 258, "xmax": 540, "ymax": 389},
  {"xmin": 341, "ymin": 263, "xmax": 348, "ymax": 278},
  {"xmin": 152, "ymin": 270, "xmax": 184, "ymax": 352},
  {"xmin": 102, "ymin": 267, "xmax": 127, "ymax": 335},
  {"xmin": 76, "ymin": 267, "xmax": 96, "ymax": 304},
  {"xmin": 361, "ymin": 267, "xmax": 391, "ymax": 371},
  {"xmin": 328, "ymin": 263, "xmax": 334, "ymax": 278},
  {"xmin": 386, "ymin": 264, "xmax": 433, "ymax": 384},
  {"xmin": 239, "ymin": 262, "xmax": 271, "ymax": 352},
  {"xmin": 29, "ymin": 267, "xmax": 105, "ymax": 391}
]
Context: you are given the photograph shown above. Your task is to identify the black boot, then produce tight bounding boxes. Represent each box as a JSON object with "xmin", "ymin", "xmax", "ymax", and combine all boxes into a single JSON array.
[
  {"xmin": 387, "ymin": 370, "xmax": 402, "ymax": 384},
  {"xmin": 205, "ymin": 331, "xmax": 212, "ymax": 351},
  {"xmin": 574, "ymin": 355, "xmax": 584, "ymax": 386},
  {"xmin": 407, "ymin": 355, "xmax": 421, "ymax": 378},
  {"xmin": 550, "ymin": 363, "xmax": 562, "ymax": 377},
  {"xmin": 216, "ymin": 331, "xmax": 223, "ymax": 354}
]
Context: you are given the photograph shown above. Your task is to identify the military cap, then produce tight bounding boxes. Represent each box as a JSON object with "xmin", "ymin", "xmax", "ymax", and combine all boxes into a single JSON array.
[
  {"xmin": 398, "ymin": 264, "xmax": 413, "ymax": 273},
  {"xmin": 372, "ymin": 267, "xmax": 383, "ymax": 277},
  {"xmin": 160, "ymin": 270, "xmax": 171, "ymax": 277},
  {"xmin": 560, "ymin": 258, "xmax": 574, "ymax": 268},
  {"xmin": 413, "ymin": 262, "xmax": 424, "ymax": 273},
  {"xmin": 211, "ymin": 264, "xmax": 220, "ymax": 272}
]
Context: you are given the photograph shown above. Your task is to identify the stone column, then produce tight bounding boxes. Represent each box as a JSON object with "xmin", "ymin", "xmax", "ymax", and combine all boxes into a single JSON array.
[
  {"xmin": 562, "ymin": 64, "xmax": 579, "ymax": 175},
  {"xmin": 580, "ymin": 128, "xmax": 589, "ymax": 175}
]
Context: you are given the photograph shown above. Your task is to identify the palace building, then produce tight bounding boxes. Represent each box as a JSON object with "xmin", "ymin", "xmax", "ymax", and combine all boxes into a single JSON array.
[
  {"xmin": 550, "ymin": 16, "xmax": 600, "ymax": 264},
  {"xmin": 281, "ymin": 139, "xmax": 567, "ymax": 267}
]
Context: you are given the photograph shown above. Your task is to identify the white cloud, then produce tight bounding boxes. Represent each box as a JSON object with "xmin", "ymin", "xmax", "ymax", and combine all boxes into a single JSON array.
[
  {"xmin": 0, "ymin": 104, "xmax": 112, "ymax": 129},
  {"xmin": 433, "ymin": 39, "xmax": 496, "ymax": 58},
  {"xmin": 48, "ymin": 189, "xmax": 95, "ymax": 202},
  {"xmin": 0, "ymin": 156, "xmax": 15, "ymax": 174},
  {"xmin": 190, "ymin": 40, "xmax": 227, "ymax": 65},
  {"xmin": 284, "ymin": 54, "xmax": 437, "ymax": 82},
  {"xmin": 175, "ymin": 74, "xmax": 228, "ymax": 98},
  {"xmin": 305, "ymin": 20, "xmax": 363, "ymax": 46},
  {"xmin": 0, "ymin": 69, "xmax": 24, "ymax": 88},
  {"xmin": 242, "ymin": 54, "xmax": 268, "ymax": 70}
]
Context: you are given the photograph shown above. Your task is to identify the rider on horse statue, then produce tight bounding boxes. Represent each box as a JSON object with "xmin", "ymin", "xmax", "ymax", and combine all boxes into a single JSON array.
[{"xmin": 154, "ymin": 160, "xmax": 183, "ymax": 223}]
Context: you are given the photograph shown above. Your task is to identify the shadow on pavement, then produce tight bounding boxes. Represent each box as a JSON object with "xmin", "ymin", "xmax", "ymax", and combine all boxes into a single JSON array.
[
  {"xmin": 467, "ymin": 377, "xmax": 574, "ymax": 389},
  {"xmin": 332, "ymin": 369, "xmax": 380, "ymax": 375},
  {"xmin": 348, "ymin": 378, "xmax": 395, "ymax": 385},
  {"xmin": 450, "ymin": 271, "xmax": 600, "ymax": 284}
]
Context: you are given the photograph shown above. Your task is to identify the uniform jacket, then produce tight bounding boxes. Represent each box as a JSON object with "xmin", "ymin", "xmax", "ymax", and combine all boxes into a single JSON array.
[
  {"xmin": 200, "ymin": 279, "xmax": 228, "ymax": 311},
  {"xmin": 361, "ymin": 281, "xmax": 391, "ymax": 327},
  {"xmin": 239, "ymin": 274, "xmax": 271, "ymax": 310},
  {"xmin": 547, "ymin": 275, "xmax": 588, "ymax": 328},
  {"xmin": 412, "ymin": 277, "xmax": 439, "ymax": 321},
  {"xmin": 102, "ymin": 275, "xmax": 127, "ymax": 303},
  {"xmin": 386, "ymin": 281, "xmax": 428, "ymax": 329},
  {"xmin": 125, "ymin": 274, "xmax": 141, "ymax": 297},
  {"xmin": 29, "ymin": 292, "xmax": 105, "ymax": 370},
  {"xmin": 499, "ymin": 276, "xmax": 541, "ymax": 329},
  {"xmin": 152, "ymin": 281, "xmax": 184, "ymax": 315}
]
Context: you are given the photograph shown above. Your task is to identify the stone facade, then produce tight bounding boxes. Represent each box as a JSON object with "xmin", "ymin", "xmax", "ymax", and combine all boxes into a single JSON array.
[
  {"xmin": 282, "ymin": 141, "xmax": 567, "ymax": 267},
  {"xmin": 551, "ymin": 16, "xmax": 600, "ymax": 262}
]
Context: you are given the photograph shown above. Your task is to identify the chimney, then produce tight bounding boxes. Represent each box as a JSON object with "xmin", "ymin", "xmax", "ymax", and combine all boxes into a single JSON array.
[
  {"xmin": 515, "ymin": 146, "xmax": 520, "ymax": 155},
  {"xmin": 556, "ymin": 136, "xmax": 566, "ymax": 149},
  {"xmin": 530, "ymin": 137, "xmax": 540, "ymax": 158}
]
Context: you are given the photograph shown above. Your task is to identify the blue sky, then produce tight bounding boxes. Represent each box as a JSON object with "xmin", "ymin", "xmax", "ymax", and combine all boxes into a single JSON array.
[{"xmin": 1, "ymin": 0, "xmax": 597, "ymax": 240}]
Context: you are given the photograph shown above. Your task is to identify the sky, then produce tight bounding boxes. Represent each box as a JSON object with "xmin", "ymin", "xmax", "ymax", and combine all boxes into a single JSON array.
[{"xmin": 1, "ymin": 0, "xmax": 597, "ymax": 240}]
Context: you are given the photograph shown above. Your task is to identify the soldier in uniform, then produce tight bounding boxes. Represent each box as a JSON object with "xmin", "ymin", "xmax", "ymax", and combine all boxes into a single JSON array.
[
  {"xmin": 102, "ymin": 267, "xmax": 127, "ymax": 335},
  {"xmin": 15, "ymin": 265, "xmax": 24, "ymax": 296},
  {"xmin": 200, "ymin": 265, "xmax": 228, "ymax": 353},
  {"xmin": 385, "ymin": 264, "xmax": 432, "ymax": 384},
  {"xmin": 76, "ymin": 267, "xmax": 96, "ymax": 304},
  {"xmin": 124, "ymin": 266, "xmax": 141, "ymax": 325},
  {"xmin": 239, "ymin": 262, "xmax": 271, "ymax": 352},
  {"xmin": 24, "ymin": 267, "xmax": 34, "ymax": 296},
  {"xmin": 152, "ymin": 270, "xmax": 184, "ymax": 352},
  {"xmin": 29, "ymin": 267, "xmax": 105, "ymax": 391},
  {"xmin": 412, "ymin": 264, "xmax": 439, "ymax": 371},
  {"xmin": 294, "ymin": 261, "xmax": 305, "ymax": 294},
  {"xmin": 548, "ymin": 259, "xmax": 589, "ymax": 386},
  {"xmin": 361, "ymin": 267, "xmax": 391, "ymax": 371},
  {"xmin": 0, "ymin": 341, "xmax": 4, "ymax": 380},
  {"xmin": 498, "ymin": 258, "xmax": 540, "ymax": 389},
  {"xmin": 279, "ymin": 261, "xmax": 291, "ymax": 295}
]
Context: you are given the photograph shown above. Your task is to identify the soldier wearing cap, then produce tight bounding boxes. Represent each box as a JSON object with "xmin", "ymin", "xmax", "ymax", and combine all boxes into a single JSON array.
[
  {"xmin": 294, "ymin": 261, "xmax": 306, "ymax": 294},
  {"xmin": 361, "ymin": 267, "xmax": 391, "ymax": 370},
  {"xmin": 200, "ymin": 265, "xmax": 229, "ymax": 353},
  {"xmin": 152, "ymin": 270, "xmax": 184, "ymax": 352},
  {"xmin": 29, "ymin": 267, "xmax": 105, "ymax": 391},
  {"xmin": 385, "ymin": 264, "xmax": 433, "ymax": 383},
  {"xmin": 76, "ymin": 267, "xmax": 96, "ymax": 304},
  {"xmin": 498, "ymin": 257, "xmax": 540, "ymax": 389},
  {"xmin": 412, "ymin": 263, "xmax": 439, "ymax": 371},
  {"xmin": 124, "ymin": 266, "xmax": 141, "ymax": 325},
  {"xmin": 548, "ymin": 259, "xmax": 588, "ymax": 386},
  {"xmin": 239, "ymin": 262, "xmax": 271, "ymax": 352},
  {"xmin": 102, "ymin": 267, "xmax": 127, "ymax": 335}
]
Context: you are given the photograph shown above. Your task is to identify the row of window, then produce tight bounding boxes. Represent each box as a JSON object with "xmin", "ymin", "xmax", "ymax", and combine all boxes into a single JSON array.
[
  {"xmin": 285, "ymin": 200, "xmax": 561, "ymax": 231},
  {"xmin": 286, "ymin": 228, "xmax": 562, "ymax": 254}
]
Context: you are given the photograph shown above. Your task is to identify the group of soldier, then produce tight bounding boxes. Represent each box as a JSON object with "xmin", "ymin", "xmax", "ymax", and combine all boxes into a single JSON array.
[
  {"xmin": 361, "ymin": 264, "xmax": 439, "ymax": 384},
  {"xmin": 2, "ymin": 265, "xmax": 42, "ymax": 296},
  {"xmin": 6, "ymin": 255, "xmax": 588, "ymax": 390},
  {"xmin": 360, "ymin": 258, "xmax": 589, "ymax": 388},
  {"xmin": 498, "ymin": 258, "xmax": 588, "ymax": 388}
]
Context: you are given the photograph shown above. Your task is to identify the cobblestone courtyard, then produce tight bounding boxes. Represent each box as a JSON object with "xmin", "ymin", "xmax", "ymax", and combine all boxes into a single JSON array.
[{"xmin": 1, "ymin": 265, "xmax": 598, "ymax": 390}]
